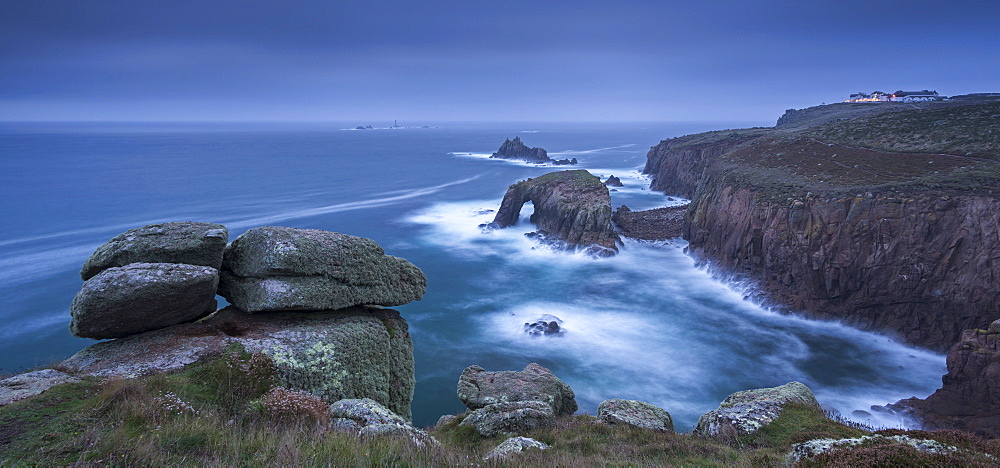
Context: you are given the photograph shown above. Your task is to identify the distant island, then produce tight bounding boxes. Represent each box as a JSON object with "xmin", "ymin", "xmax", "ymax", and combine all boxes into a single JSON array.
[{"xmin": 490, "ymin": 137, "xmax": 577, "ymax": 165}]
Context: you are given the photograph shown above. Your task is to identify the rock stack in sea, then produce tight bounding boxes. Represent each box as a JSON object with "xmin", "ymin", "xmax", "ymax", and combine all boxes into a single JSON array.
[
  {"xmin": 490, "ymin": 137, "xmax": 577, "ymax": 165},
  {"xmin": 55, "ymin": 222, "xmax": 426, "ymax": 420}
]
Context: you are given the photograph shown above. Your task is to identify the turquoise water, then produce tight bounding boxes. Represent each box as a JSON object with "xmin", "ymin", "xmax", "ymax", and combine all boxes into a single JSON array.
[{"xmin": 0, "ymin": 121, "xmax": 945, "ymax": 429}]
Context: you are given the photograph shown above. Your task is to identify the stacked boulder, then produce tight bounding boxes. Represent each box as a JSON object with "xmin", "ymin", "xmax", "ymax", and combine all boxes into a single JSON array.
[
  {"xmin": 70, "ymin": 222, "xmax": 228, "ymax": 338},
  {"xmin": 218, "ymin": 226, "xmax": 425, "ymax": 312},
  {"xmin": 61, "ymin": 222, "xmax": 426, "ymax": 421},
  {"xmin": 456, "ymin": 363, "xmax": 576, "ymax": 437}
]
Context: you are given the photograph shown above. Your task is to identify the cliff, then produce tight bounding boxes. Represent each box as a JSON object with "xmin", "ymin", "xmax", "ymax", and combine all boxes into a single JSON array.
[
  {"xmin": 489, "ymin": 170, "xmax": 620, "ymax": 253},
  {"xmin": 890, "ymin": 319, "xmax": 1000, "ymax": 438},
  {"xmin": 644, "ymin": 100, "xmax": 1000, "ymax": 352}
]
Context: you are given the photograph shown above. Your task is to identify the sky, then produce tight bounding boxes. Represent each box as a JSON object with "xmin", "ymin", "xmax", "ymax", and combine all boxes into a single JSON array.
[{"xmin": 1, "ymin": 0, "xmax": 998, "ymax": 122}]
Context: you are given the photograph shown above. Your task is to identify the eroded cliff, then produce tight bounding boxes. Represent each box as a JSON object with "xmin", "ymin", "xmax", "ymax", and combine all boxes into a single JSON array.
[{"xmin": 644, "ymin": 101, "xmax": 1000, "ymax": 352}]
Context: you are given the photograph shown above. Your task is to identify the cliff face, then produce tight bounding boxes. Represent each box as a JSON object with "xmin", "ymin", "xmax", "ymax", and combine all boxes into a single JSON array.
[
  {"xmin": 891, "ymin": 321, "xmax": 1000, "ymax": 438},
  {"xmin": 686, "ymin": 184, "xmax": 1000, "ymax": 351},
  {"xmin": 644, "ymin": 101, "xmax": 1000, "ymax": 352},
  {"xmin": 490, "ymin": 170, "xmax": 620, "ymax": 252}
]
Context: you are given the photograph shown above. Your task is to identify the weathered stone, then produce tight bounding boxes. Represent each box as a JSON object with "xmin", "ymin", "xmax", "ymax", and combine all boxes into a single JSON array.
[
  {"xmin": 457, "ymin": 363, "xmax": 577, "ymax": 416},
  {"xmin": 80, "ymin": 222, "xmax": 228, "ymax": 280},
  {"xmin": 219, "ymin": 226, "xmax": 425, "ymax": 312},
  {"xmin": 889, "ymin": 320, "xmax": 1000, "ymax": 437},
  {"xmin": 612, "ymin": 205, "xmax": 686, "ymax": 241},
  {"xmin": 329, "ymin": 398, "xmax": 438, "ymax": 447},
  {"xmin": 694, "ymin": 381, "xmax": 821, "ymax": 436},
  {"xmin": 484, "ymin": 436, "xmax": 550, "ymax": 460},
  {"xmin": 787, "ymin": 434, "xmax": 962, "ymax": 464},
  {"xmin": 60, "ymin": 306, "xmax": 415, "ymax": 420},
  {"xmin": 604, "ymin": 175, "xmax": 623, "ymax": 187},
  {"xmin": 0, "ymin": 369, "xmax": 81, "ymax": 406},
  {"xmin": 435, "ymin": 414, "xmax": 458, "ymax": 427},
  {"xmin": 487, "ymin": 170, "xmax": 620, "ymax": 253},
  {"xmin": 490, "ymin": 137, "xmax": 549, "ymax": 163},
  {"xmin": 598, "ymin": 399, "xmax": 674, "ymax": 431},
  {"xmin": 459, "ymin": 401, "xmax": 555, "ymax": 437},
  {"xmin": 70, "ymin": 262, "xmax": 219, "ymax": 339}
]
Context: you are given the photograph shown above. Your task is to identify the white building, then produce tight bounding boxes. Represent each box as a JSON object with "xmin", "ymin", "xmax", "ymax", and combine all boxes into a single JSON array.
[
  {"xmin": 845, "ymin": 91, "xmax": 891, "ymax": 102},
  {"xmin": 890, "ymin": 90, "xmax": 940, "ymax": 102}
]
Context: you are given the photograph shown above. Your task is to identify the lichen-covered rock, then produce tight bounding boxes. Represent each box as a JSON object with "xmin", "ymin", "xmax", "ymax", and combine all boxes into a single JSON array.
[
  {"xmin": 487, "ymin": 170, "xmax": 620, "ymax": 254},
  {"xmin": 457, "ymin": 363, "xmax": 577, "ymax": 416},
  {"xmin": 598, "ymin": 399, "xmax": 674, "ymax": 431},
  {"xmin": 329, "ymin": 398, "xmax": 439, "ymax": 447},
  {"xmin": 694, "ymin": 381, "xmax": 821, "ymax": 436},
  {"xmin": 80, "ymin": 222, "xmax": 228, "ymax": 280},
  {"xmin": 0, "ymin": 369, "xmax": 81, "ymax": 406},
  {"xmin": 484, "ymin": 436, "xmax": 550, "ymax": 460},
  {"xmin": 787, "ymin": 434, "xmax": 961, "ymax": 464},
  {"xmin": 60, "ymin": 305, "xmax": 414, "ymax": 420},
  {"xmin": 219, "ymin": 226, "xmax": 426, "ymax": 312},
  {"xmin": 70, "ymin": 262, "xmax": 219, "ymax": 339},
  {"xmin": 459, "ymin": 400, "xmax": 556, "ymax": 437}
]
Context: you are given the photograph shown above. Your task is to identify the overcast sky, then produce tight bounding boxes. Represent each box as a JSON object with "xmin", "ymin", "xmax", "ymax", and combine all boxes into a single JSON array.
[{"xmin": 2, "ymin": 0, "xmax": 998, "ymax": 122}]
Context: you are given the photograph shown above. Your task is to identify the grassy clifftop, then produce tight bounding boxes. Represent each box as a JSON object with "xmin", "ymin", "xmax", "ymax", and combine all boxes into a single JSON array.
[{"xmin": 6, "ymin": 349, "xmax": 999, "ymax": 466}]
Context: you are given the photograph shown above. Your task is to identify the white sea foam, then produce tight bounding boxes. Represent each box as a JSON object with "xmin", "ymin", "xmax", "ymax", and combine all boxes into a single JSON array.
[
  {"xmin": 405, "ymin": 199, "xmax": 946, "ymax": 430},
  {"xmin": 549, "ymin": 144, "xmax": 637, "ymax": 156}
]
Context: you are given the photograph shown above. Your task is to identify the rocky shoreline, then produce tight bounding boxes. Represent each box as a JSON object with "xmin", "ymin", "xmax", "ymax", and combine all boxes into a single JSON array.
[{"xmin": 641, "ymin": 98, "xmax": 1000, "ymax": 437}]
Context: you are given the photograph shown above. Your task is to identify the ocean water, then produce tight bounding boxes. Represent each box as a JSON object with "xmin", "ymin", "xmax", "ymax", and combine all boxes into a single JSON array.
[{"xmin": 0, "ymin": 121, "xmax": 945, "ymax": 430}]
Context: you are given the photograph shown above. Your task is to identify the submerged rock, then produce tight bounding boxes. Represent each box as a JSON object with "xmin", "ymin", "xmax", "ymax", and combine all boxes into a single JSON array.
[
  {"xmin": 459, "ymin": 400, "xmax": 555, "ymax": 437},
  {"xmin": 70, "ymin": 262, "xmax": 219, "ymax": 339},
  {"xmin": 219, "ymin": 226, "xmax": 426, "ymax": 312},
  {"xmin": 695, "ymin": 381, "xmax": 821, "ymax": 436},
  {"xmin": 523, "ymin": 314, "xmax": 564, "ymax": 336},
  {"xmin": 598, "ymin": 399, "xmax": 674, "ymax": 431},
  {"xmin": 80, "ymin": 222, "xmax": 228, "ymax": 280},
  {"xmin": 457, "ymin": 362, "xmax": 577, "ymax": 416},
  {"xmin": 61, "ymin": 305, "xmax": 415, "ymax": 420},
  {"xmin": 484, "ymin": 436, "xmax": 550, "ymax": 460},
  {"xmin": 487, "ymin": 170, "xmax": 620, "ymax": 253}
]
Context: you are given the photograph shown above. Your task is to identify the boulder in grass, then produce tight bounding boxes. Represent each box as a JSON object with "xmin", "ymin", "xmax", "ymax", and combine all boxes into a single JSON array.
[
  {"xmin": 694, "ymin": 381, "xmax": 822, "ymax": 436},
  {"xmin": 484, "ymin": 436, "xmax": 550, "ymax": 460},
  {"xmin": 329, "ymin": 398, "xmax": 439, "ymax": 447},
  {"xmin": 457, "ymin": 363, "xmax": 577, "ymax": 416},
  {"xmin": 219, "ymin": 226, "xmax": 426, "ymax": 312},
  {"xmin": 459, "ymin": 400, "xmax": 555, "ymax": 438},
  {"xmin": 0, "ymin": 369, "xmax": 81, "ymax": 406},
  {"xmin": 80, "ymin": 222, "xmax": 228, "ymax": 280},
  {"xmin": 69, "ymin": 262, "xmax": 218, "ymax": 339},
  {"xmin": 598, "ymin": 399, "xmax": 674, "ymax": 431}
]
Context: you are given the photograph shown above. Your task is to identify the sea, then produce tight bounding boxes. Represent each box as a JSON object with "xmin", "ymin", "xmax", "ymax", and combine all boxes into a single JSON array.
[{"xmin": 0, "ymin": 121, "xmax": 945, "ymax": 430}]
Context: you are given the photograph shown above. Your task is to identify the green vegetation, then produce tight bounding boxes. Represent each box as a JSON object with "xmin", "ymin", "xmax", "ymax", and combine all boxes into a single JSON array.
[
  {"xmin": 3, "ymin": 360, "xmax": 998, "ymax": 467},
  {"xmin": 521, "ymin": 169, "xmax": 604, "ymax": 191}
]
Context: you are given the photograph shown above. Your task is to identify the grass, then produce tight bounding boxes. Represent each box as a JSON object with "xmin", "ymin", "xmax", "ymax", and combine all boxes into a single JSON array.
[{"xmin": 4, "ymin": 356, "xmax": 998, "ymax": 467}]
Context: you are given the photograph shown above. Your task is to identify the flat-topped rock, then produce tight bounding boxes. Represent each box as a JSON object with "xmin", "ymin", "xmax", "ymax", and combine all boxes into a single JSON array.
[
  {"xmin": 219, "ymin": 226, "xmax": 426, "ymax": 312},
  {"xmin": 60, "ymin": 305, "xmax": 415, "ymax": 420},
  {"xmin": 487, "ymin": 170, "xmax": 620, "ymax": 254},
  {"xmin": 80, "ymin": 222, "xmax": 227, "ymax": 280},
  {"xmin": 457, "ymin": 362, "xmax": 577, "ymax": 416},
  {"xmin": 0, "ymin": 369, "xmax": 81, "ymax": 406},
  {"xmin": 70, "ymin": 262, "xmax": 219, "ymax": 339}
]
